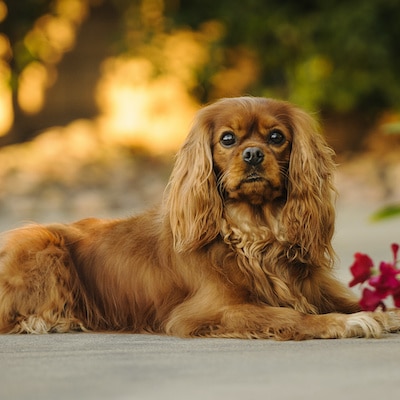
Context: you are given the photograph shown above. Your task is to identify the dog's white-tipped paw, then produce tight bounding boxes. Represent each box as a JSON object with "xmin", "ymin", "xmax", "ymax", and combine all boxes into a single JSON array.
[
  {"xmin": 345, "ymin": 310, "xmax": 400, "ymax": 338},
  {"xmin": 345, "ymin": 312, "xmax": 383, "ymax": 338},
  {"xmin": 381, "ymin": 310, "xmax": 400, "ymax": 333}
]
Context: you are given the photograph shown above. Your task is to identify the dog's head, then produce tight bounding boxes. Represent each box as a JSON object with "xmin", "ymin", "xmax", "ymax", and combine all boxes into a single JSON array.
[{"xmin": 166, "ymin": 97, "xmax": 335, "ymax": 265}]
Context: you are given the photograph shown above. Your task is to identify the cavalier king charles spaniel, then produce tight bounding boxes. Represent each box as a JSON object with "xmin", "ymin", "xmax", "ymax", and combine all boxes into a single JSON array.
[{"xmin": 0, "ymin": 97, "xmax": 399, "ymax": 339}]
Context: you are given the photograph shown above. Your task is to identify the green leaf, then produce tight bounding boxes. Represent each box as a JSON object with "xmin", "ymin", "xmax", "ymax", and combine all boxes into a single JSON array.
[{"xmin": 371, "ymin": 204, "xmax": 400, "ymax": 222}]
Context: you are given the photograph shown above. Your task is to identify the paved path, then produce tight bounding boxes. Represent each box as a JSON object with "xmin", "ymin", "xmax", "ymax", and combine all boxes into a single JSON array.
[
  {"xmin": 0, "ymin": 202, "xmax": 399, "ymax": 400},
  {"xmin": 2, "ymin": 333, "xmax": 400, "ymax": 400}
]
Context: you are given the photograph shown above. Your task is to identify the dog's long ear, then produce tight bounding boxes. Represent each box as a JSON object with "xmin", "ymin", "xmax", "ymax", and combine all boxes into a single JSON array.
[
  {"xmin": 165, "ymin": 107, "xmax": 223, "ymax": 253},
  {"xmin": 281, "ymin": 107, "xmax": 336, "ymax": 267}
]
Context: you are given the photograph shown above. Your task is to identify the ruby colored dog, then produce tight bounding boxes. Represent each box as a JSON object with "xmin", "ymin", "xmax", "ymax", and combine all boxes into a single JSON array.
[{"xmin": 0, "ymin": 97, "xmax": 399, "ymax": 339}]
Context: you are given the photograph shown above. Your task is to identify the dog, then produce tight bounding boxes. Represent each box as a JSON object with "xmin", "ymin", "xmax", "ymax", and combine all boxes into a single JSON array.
[{"xmin": 0, "ymin": 97, "xmax": 399, "ymax": 339}]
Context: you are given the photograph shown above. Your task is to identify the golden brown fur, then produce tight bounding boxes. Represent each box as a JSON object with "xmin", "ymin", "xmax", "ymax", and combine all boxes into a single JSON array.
[{"xmin": 0, "ymin": 97, "xmax": 399, "ymax": 339}]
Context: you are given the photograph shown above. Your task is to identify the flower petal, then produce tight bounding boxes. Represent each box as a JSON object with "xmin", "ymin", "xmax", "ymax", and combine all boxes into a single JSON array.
[
  {"xmin": 393, "ymin": 287, "xmax": 400, "ymax": 308},
  {"xmin": 359, "ymin": 288, "xmax": 385, "ymax": 311},
  {"xmin": 391, "ymin": 243, "xmax": 399, "ymax": 264},
  {"xmin": 349, "ymin": 253, "xmax": 374, "ymax": 287}
]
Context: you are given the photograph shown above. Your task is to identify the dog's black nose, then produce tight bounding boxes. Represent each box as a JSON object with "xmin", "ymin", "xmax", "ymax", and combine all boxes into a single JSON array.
[{"xmin": 242, "ymin": 147, "xmax": 264, "ymax": 166}]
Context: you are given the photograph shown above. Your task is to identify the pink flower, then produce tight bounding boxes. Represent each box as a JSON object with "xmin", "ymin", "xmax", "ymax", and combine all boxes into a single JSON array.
[
  {"xmin": 359, "ymin": 288, "xmax": 385, "ymax": 311},
  {"xmin": 369, "ymin": 261, "xmax": 400, "ymax": 297},
  {"xmin": 349, "ymin": 253, "xmax": 374, "ymax": 287},
  {"xmin": 348, "ymin": 243, "xmax": 400, "ymax": 311}
]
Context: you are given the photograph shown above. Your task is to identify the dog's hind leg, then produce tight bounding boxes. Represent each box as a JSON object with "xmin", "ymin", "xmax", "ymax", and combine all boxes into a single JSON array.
[{"xmin": 0, "ymin": 225, "xmax": 88, "ymax": 333}]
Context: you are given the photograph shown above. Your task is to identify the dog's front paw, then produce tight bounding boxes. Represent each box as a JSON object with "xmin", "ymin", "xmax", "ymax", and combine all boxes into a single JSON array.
[
  {"xmin": 345, "ymin": 310, "xmax": 400, "ymax": 338},
  {"xmin": 345, "ymin": 312, "xmax": 382, "ymax": 338},
  {"xmin": 377, "ymin": 309, "xmax": 400, "ymax": 333}
]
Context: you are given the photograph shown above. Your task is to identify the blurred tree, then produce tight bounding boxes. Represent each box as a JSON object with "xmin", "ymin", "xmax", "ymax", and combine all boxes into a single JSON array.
[
  {"xmin": 0, "ymin": 0, "xmax": 116, "ymax": 145},
  {"xmin": 170, "ymin": 0, "xmax": 400, "ymax": 112},
  {"xmin": 166, "ymin": 0, "xmax": 400, "ymax": 151},
  {"xmin": 1, "ymin": 0, "xmax": 400, "ymax": 151}
]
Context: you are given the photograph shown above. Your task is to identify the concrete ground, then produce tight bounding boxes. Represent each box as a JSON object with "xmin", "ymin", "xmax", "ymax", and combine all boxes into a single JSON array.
[
  {"xmin": 1, "ymin": 202, "xmax": 399, "ymax": 400},
  {"xmin": 2, "ymin": 333, "xmax": 400, "ymax": 400}
]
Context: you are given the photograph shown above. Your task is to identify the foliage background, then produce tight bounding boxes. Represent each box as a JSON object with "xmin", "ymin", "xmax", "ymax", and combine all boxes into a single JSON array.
[{"xmin": 0, "ymin": 0, "xmax": 399, "ymax": 225}]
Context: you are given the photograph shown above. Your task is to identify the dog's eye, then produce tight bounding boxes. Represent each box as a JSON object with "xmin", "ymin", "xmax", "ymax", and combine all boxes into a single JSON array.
[
  {"xmin": 268, "ymin": 130, "xmax": 285, "ymax": 146},
  {"xmin": 220, "ymin": 132, "xmax": 237, "ymax": 147}
]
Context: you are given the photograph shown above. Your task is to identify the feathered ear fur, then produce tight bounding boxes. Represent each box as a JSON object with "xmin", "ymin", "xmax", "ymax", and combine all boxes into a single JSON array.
[
  {"xmin": 281, "ymin": 107, "xmax": 336, "ymax": 267},
  {"xmin": 165, "ymin": 107, "xmax": 223, "ymax": 253}
]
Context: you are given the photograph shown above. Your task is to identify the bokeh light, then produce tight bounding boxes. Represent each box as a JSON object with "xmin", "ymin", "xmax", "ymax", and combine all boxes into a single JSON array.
[{"xmin": 0, "ymin": 0, "xmax": 398, "ymax": 225}]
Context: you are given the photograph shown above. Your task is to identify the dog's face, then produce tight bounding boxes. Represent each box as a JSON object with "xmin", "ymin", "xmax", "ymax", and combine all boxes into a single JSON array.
[
  {"xmin": 210, "ymin": 99, "xmax": 293, "ymax": 205},
  {"xmin": 168, "ymin": 96, "xmax": 335, "ymax": 254}
]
